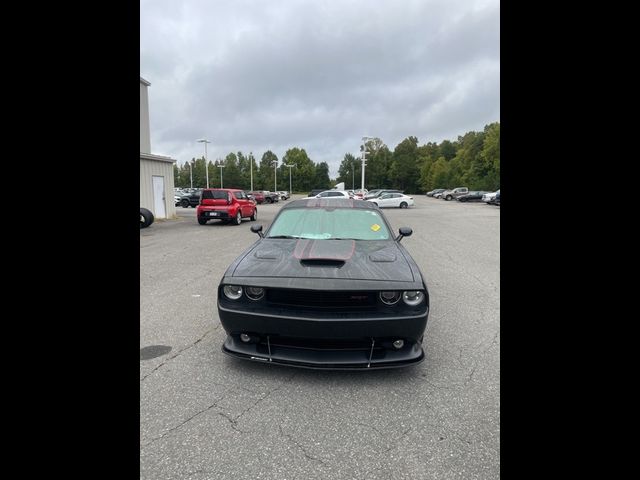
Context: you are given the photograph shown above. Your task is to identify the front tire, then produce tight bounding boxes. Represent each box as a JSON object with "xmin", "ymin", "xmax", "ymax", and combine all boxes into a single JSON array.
[
  {"xmin": 400, "ymin": 202, "xmax": 408, "ymax": 208},
  {"xmin": 198, "ymin": 217, "xmax": 208, "ymax": 225},
  {"xmin": 250, "ymin": 208, "xmax": 257, "ymax": 221},
  {"xmin": 181, "ymin": 199, "xmax": 189, "ymax": 208},
  {"xmin": 446, "ymin": 195, "xmax": 452, "ymax": 201},
  {"xmin": 234, "ymin": 211, "xmax": 242, "ymax": 225},
  {"xmin": 459, "ymin": 198, "xmax": 467, "ymax": 202}
]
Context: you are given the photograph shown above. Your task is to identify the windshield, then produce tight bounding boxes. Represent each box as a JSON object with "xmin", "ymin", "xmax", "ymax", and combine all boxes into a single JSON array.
[{"xmin": 267, "ymin": 207, "xmax": 391, "ymax": 240}]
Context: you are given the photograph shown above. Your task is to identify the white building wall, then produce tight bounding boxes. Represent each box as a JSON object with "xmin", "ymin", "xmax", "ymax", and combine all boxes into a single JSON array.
[
  {"xmin": 140, "ymin": 158, "xmax": 176, "ymax": 219},
  {"xmin": 140, "ymin": 82, "xmax": 151, "ymax": 153}
]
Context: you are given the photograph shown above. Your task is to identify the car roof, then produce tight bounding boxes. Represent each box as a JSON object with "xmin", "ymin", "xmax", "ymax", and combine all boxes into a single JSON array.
[
  {"xmin": 204, "ymin": 188, "xmax": 242, "ymax": 192},
  {"xmin": 284, "ymin": 198, "xmax": 379, "ymax": 210}
]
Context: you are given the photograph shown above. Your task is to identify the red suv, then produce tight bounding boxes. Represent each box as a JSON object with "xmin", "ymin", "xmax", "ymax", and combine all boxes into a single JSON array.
[{"xmin": 196, "ymin": 189, "xmax": 257, "ymax": 225}]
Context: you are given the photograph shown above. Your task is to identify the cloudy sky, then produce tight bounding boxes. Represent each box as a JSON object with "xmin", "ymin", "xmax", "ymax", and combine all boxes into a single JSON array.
[{"xmin": 141, "ymin": 0, "xmax": 499, "ymax": 178}]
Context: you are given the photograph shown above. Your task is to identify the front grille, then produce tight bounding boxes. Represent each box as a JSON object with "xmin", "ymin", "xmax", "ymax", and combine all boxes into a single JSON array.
[
  {"xmin": 262, "ymin": 336, "xmax": 376, "ymax": 351},
  {"xmin": 266, "ymin": 289, "xmax": 376, "ymax": 309}
]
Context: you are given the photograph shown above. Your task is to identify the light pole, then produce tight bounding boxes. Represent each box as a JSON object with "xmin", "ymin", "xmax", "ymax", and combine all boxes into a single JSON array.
[
  {"xmin": 361, "ymin": 136, "xmax": 374, "ymax": 192},
  {"xmin": 272, "ymin": 159, "xmax": 278, "ymax": 192},
  {"xmin": 187, "ymin": 160, "xmax": 193, "ymax": 189},
  {"xmin": 217, "ymin": 162, "xmax": 225, "ymax": 188},
  {"xmin": 197, "ymin": 139, "xmax": 211, "ymax": 188},
  {"xmin": 351, "ymin": 163, "xmax": 355, "ymax": 190},
  {"xmin": 285, "ymin": 164, "xmax": 294, "ymax": 194},
  {"xmin": 249, "ymin": 152, "xmax": 254, "ymax": 191}
]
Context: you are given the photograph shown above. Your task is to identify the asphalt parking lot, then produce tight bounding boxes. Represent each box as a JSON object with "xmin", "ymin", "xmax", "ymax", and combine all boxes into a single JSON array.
[{"xmin": 140, "ymin": 195, "xmax": 500, "ymax": 479}]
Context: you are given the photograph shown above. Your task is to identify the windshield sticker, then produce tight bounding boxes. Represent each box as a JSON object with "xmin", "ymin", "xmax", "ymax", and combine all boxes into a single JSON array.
[{"xmin": 371, "ymin": 224, "xmax": 381, "ymax": 232}]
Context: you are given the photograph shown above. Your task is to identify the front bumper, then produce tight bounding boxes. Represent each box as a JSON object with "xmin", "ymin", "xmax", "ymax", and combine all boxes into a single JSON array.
[
  {"xmin": 222, "ymin": 334, "xmax": 424, "ymax": 369},
  {"xmin": 218, "ymin": 303, "xmax": 428, "ymax": 369}
]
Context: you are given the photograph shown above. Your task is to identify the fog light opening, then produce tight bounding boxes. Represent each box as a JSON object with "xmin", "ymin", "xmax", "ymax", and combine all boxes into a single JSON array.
[
  {"xmin": 393, "ymin": 339, "xmax": 404, "ymax": 349},
  {"xmin": 240, "ymin": 333, "xmax": 251, "ymax": 343}
]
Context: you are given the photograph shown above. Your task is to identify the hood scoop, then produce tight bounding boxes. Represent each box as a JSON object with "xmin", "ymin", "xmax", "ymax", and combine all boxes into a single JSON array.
[
  {"xmin": 300, "ymin": 258, "xmax": 345, "ymax": 267},
  {"xmin": 294, "ymin": 239, "xmax": 354, "ymax": 267}
]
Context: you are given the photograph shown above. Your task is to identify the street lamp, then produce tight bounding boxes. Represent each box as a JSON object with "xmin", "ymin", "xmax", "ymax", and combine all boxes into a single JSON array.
[
  {"xmin": 351, "ymin": 163, "xmax": 355, "ymax": 190},
  {"xmin": 217, "ymin": 162, "xmax": 225, "ymax": 188},
  {"xmin": 187, "ymin": 160, "xmax": 193, "ymax": 189},
  {"xmin": 249, "ymin": 152, "xmax": 254, "ymax": 192},
  {"xmin": 197, "ymin": 139, "xmax": 211, "ymax": 188},
  {"xmin": 285, "ymin": 164, "xmax": 294, "ymax": 194},
  {"xmin": 361, "ymin": 136, "xmax": 374, "ymax": 192},
  {"xmin": 272, "ymin": 159, "xmax": 278, "ymax": 192}
]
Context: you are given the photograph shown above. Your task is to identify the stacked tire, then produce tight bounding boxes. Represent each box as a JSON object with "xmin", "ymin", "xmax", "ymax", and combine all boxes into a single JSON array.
[{"xmin": 140, "ymin": 208, "xmax": 154, "ymax": 228}]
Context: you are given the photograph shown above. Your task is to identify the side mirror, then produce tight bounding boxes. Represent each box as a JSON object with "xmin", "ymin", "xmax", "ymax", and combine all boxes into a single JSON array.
[
  {"xmin": 396, "ymin": 227, "xmax": 413, "ymax": 242},
  {"xmin": 250, "ymin": 225, "xmax": 264, "ymax": 238}
]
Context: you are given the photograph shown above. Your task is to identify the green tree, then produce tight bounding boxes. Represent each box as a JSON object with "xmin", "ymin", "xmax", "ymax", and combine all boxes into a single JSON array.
[
  {"xmin": 258, "ymin": 151, "xmax": 279, "ymax": 191},
  {"xmin": 366, "ymin": 142, "xmax": 392, "ymax": 190},
  {"xmin": 337, "ymin": 153, "xmax": 359, "ymax": 190},
  {"xmin": 389, "ymin": 136, "xmax": 420, "ymax": 193},
  {"xmin": 479, "ymin": 123, "xmax": 500, "ymax": 190},
  {"xmin": 281, "ymin": 147, "xmax": 316, "ymax": 192},
  {"xmin": 220, "ymin": 153, "xmax": 242, "ymax": 189},
  {"xmin": 314, "ymin": 162, "xmax": 331, "ymax": 189}
]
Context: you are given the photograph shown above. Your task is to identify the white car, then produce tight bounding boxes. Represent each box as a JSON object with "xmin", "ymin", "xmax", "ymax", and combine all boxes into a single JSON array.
[
  {"xmin": 482, "ymin": 190, "xmax": 499, "ymax": 203},
  {"xmin": 315, "ymin": 190, "xmax": 352, "ymax": 199},
  {"xmin": 370, "ymin": 193, "xmax": 414, "ymax": 208}
]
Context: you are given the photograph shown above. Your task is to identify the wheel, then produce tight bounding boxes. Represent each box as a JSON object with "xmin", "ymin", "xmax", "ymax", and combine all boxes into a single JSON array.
[
  {"xmin": 197, "ymin": 217, "xmax": 208, "ymax": 225},
  {"xmin": 140, "ymin": 208, "xmax": 154, "ymax": 228},
  {"xmin": 459, "ymin": 198, "xmax": 467, "ymax": 202},
  {"xmin": 265, "ymin": 197, "xmax": 272, "ymax": 204},
  {"xmin": 400, "ymin": 202, "xmax": 408, "ymax": 208},
  {"xmin": 250, "ymin": 208, "xmax": 257, "ymax": 221},
  {"xmin": 446, "ymin": 195, "xmax": 452, "ymax": 201},
  {"xmin": 181, "ymin": 199, "xmax": 189, "ymax": 208},
  {"xmin": 234, "ymin": 211, "xmax": 242, "ymax": 225},
  {"xmin": 372, "ymin": 202, "xmax": 378, "ymax": 207}
]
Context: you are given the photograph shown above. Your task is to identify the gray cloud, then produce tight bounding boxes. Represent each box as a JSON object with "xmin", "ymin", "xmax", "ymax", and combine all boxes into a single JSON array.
[{"xmin": 141, "ymin": 0, "xmax": 499, "ymax": 176}]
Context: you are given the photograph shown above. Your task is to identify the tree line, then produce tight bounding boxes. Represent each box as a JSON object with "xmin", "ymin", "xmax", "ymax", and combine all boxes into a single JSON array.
[{"xmin": 174, "ymin": 122, "xmax": 499, "ymax": 193}]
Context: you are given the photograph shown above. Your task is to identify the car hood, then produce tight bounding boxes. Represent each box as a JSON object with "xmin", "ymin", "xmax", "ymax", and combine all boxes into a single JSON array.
[{"xmin": 231, "ymin": 238, "xmax": 414, "ymax": 282}]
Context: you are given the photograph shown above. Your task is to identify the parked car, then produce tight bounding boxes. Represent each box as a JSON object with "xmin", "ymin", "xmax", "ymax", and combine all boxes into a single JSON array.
[
  {"xmin": 216, "ymin": 197, "xmax": 430, "ymax": 369},
  {"xmin": 196, "ymin": 189, "xmax": 257, "ymax": 225},
  {"xmin": 140, "ymin": 207, "xmax": 154, "ymax": 228},
  {"xmin": 493, "ymin": 190, "xmax": 500, "ymax": 206},
  {"xmin": 426, "ymin": 188, "xmax": 446, "ymax": 197},
  {"xmin": 315, "ymin": 190, "xmax": 352, "ymax": 199},
  {"xmin": 262, "ymin": 191, "xmax": 280, "ymax": 203},
  {"xmin": 248, "ymin": 191, "xmax": 266, "ymax": 204},
  {"xmin": 308, "ymin": 189, "xmax": 329, "ymax": 197},
  {"xmin": 456, "ymin": 191, "xmax": 489, "ymax": 202},
  {"xmin": 441, "ymin": 187, "xmax": 468, "ymax": 201},
  {"xmin": 178, "ymin": 189, "xmax": 203, "ymax": 208},
  {"xmin": 277, "ymin": 191, "xmax": 290, "ymax": 200},
  {"xmin": 370, "ymin": 193, "xmax": 415, "ymax": 208},
  {"xmin": 364, "ymin": 189, "xmax": 403, "ymax": 200},
  {"xmin": 353, "ymin": 189, "xmax": 368, "ymax": 199},
  {"xmin": 482, "ymin": 189, "xmax": 500, "ymax": 204}
]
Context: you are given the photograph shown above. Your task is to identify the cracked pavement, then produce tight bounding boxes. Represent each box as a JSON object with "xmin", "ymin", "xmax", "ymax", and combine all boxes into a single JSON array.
[{"xmin": 140, "ymin": 196, "xmax": 500, "ymax": 479}]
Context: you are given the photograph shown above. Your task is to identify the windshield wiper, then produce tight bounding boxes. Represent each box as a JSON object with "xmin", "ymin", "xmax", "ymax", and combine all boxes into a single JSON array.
[
  {"xmin": 267, "ymin": 235, "xmax": 300, "ymax": 239},
  {"xmin": 327, "ymin": 237, "xmax": 358, "ymax": 240}
]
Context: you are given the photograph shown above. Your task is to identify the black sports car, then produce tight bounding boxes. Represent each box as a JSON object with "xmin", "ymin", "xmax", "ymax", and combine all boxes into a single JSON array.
[{"xmin": 217, "ymin": 198, "xmax": 430, "ymax": 369}]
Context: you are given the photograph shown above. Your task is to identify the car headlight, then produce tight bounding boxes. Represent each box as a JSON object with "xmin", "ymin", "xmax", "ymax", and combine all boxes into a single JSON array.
[
  {"xmin": 223, "ymin": 285, "xmax": 243, "ymax": 300},
  {"xmin": 245, "ymin": 286, "xmax": 265, "ymax": 301},
  {"xmin": 379, "ymin": 291, "xmax": 401, "ymax": 305},
  {"xmin": 402, "ymin": 290, "xmax": 424, "ymax": 306}
]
